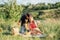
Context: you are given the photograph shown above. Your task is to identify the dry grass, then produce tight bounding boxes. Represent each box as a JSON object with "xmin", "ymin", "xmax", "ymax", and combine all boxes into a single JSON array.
[{"xmin": 0, "ymin": 19, "xmax": 60, "ymax": 40}]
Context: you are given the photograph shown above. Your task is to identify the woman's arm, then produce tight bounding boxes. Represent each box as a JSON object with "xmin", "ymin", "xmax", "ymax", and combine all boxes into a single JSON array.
[{"xmin": 34, "ymin": 20, "xmax": 38, "ymax": 27}]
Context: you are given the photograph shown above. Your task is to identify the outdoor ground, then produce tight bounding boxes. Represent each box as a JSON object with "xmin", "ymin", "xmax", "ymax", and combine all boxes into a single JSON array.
[{"xmin": 0, "ymin": 19, "xmax": 60, "ymax": 40}]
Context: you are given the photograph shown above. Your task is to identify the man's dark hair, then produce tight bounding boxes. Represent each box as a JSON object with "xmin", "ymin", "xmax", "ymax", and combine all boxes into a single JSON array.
[
  {"xmin": 20, "ymin": 14, "xmax": 26, "ymax": 26},
  {"xmin": 26, "ymin": 13, "xmax": 30, "ymax": 17},
  {"xmin": 20, "ymin": 13, "xmax": 31, "ymax": 26}
]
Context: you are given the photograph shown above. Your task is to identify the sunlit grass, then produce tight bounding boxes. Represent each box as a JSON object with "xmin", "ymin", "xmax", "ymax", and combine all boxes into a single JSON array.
[
  {"xmin": 38, "ymin": 19, "xmax": 60, "ymax": 40},
  {"xmin": 0, "ymin": 19, "xmax": 60, "ymax": 40}
]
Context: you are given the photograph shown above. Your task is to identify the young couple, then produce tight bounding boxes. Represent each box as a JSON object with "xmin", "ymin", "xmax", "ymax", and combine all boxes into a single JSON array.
[{"xmin": 19, "ymin": 13, "xmax": 42, "ymax": 35}]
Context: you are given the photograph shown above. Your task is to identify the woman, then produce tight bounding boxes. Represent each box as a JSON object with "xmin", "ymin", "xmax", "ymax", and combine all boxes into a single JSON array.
[{"xmin": 29, "ymin": 15, "xmax": 43, "ymax": 35}]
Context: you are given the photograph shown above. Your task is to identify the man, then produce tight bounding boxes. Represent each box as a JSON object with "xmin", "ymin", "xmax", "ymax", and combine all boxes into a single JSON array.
[{"xmin": 19, "ymin": 13, "xmax": 30, "ymax": 34}]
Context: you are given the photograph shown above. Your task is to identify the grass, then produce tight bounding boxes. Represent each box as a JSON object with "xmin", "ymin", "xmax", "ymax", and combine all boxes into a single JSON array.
[{"xmin": 0, "ymin": 19, "xmax": 60, "ymax": 40}]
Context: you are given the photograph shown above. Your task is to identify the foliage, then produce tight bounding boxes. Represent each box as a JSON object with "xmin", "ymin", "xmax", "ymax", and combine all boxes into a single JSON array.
[{"xmin": 0, "ymin": 1, "xmax": 60, "ymax": 40}]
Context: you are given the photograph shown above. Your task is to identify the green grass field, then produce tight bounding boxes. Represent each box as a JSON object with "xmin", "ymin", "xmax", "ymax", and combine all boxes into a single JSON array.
[
  {"xmin": 0, "ymin": 19, "xmax": 60, "ymax": 40},
  {"xmin": 0, "ymin": 1, "xmax": 60, "ymax": 40}
]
